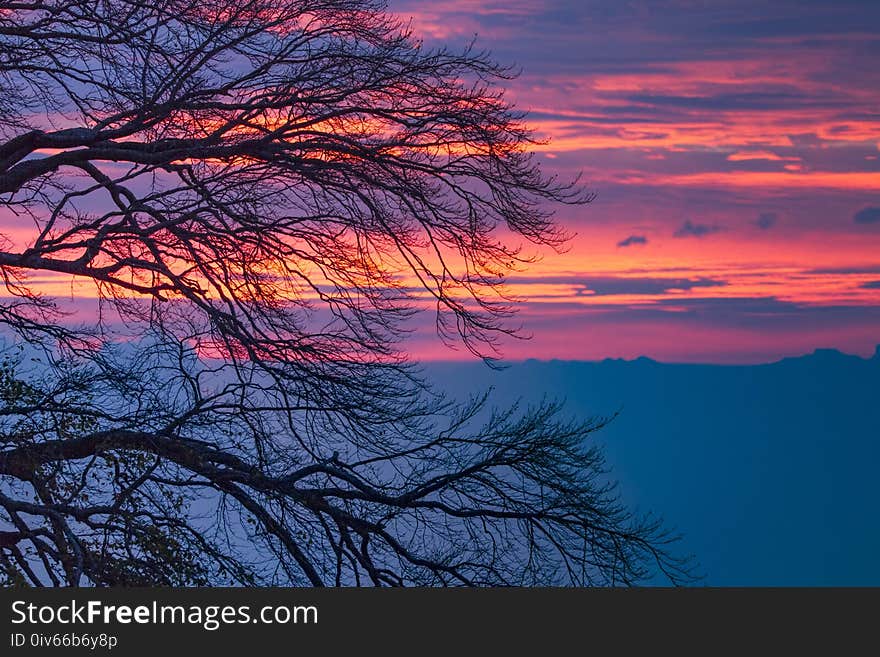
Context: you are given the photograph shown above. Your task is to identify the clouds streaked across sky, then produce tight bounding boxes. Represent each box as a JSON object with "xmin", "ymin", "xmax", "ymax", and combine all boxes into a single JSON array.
[
  {"xmin": 2, "ymin": 2, "xmax": 879, "ymax": 364},
  {"xmin": 389, "ymin": 0, "xmax": 880, "ymax": 362}
]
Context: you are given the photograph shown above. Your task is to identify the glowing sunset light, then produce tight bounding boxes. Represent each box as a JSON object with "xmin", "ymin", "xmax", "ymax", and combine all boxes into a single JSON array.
[
  {"xmin": 2, "ymin": 0, "xmax": 880, "ymax": 363},
  {"xmin": 378, "ymin": 0, "xmax": 880, "ymax": 362}
]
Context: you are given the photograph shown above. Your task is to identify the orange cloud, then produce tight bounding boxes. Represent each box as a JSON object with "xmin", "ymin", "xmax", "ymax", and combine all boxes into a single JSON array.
[{"xmin": 726, "ymin": 150, "xmax": 798, "ymax": 162}]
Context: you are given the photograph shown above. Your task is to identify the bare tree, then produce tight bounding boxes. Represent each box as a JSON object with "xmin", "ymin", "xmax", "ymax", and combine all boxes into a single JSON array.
[{"xmin": 0, "ymin": 0, "xmax": 693, "ymax": 586}]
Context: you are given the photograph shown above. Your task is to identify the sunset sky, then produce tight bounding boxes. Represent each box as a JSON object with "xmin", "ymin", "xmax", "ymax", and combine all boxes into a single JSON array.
[
  {"xmin": 393, "ymin": 0, "xmax": 880, "ymax": 363},
  {"xmin": 4, "ymin": 1, "xmax": 880, "ymax": 364}
]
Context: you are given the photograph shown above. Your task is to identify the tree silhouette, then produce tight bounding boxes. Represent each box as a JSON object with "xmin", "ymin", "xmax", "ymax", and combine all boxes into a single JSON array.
[{"xmin": 0, "ymin": 0, "xmax": 692, "ymax": 586}]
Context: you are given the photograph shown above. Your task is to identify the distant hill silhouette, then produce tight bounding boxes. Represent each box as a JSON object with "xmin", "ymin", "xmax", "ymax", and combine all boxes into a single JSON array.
[{"xmin": 425, "ymin": 346, "xmax": 880, "ymax": 585}]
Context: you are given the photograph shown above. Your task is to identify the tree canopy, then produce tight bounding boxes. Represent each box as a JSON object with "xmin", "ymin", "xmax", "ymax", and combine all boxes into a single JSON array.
[{"xmin": 0, "ymin": 0, "xmax": 692, "ymax": 586}]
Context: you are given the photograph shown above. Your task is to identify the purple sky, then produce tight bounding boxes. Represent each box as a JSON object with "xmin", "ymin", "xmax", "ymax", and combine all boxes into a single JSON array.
[{"xmin": 385, "ymin": 0, "xmax": 880, "ymax": 362}]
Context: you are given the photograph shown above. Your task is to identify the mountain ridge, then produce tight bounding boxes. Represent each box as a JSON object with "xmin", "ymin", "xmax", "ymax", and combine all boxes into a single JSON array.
[
  {"xmin": 424, "ymin": 345, "xmax": 880, "ymax": 586},
  {"xmin": 506, "ymin": 343, "xmax": 880, "ymax": 367}
]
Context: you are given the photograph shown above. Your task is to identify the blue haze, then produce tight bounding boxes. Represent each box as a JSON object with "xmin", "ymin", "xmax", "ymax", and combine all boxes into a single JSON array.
[{"xmin": 426, "ymin": 346, "xmax": 880, "ymax": 585}]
